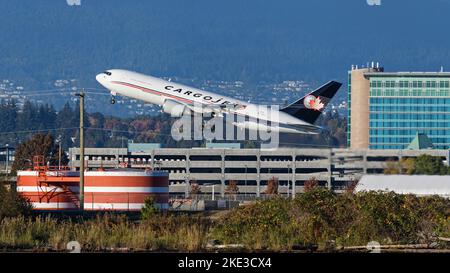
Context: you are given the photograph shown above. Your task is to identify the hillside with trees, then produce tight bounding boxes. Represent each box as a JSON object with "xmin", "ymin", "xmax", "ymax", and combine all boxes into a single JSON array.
[
  {"xmin": 0, "ymin": 100, "xmax": 347, "ymax": 150},
  {"xmin": 1, "ymin": 0, "xmax": 450, "ymax": 91}
]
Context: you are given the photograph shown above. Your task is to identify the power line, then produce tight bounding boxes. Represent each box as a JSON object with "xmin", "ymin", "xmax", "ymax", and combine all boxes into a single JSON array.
[
  {"xmin": 0, "ymin": 126, "xmax": 337, "ymax": 148},
  {"xmin": 1, "ymin": 87, "xmax": 105, "ymax": 94},
  {"xmin": 0, "ymin": 127, "xmax": 79, "ymax": 136},
  {"xmin": 85, "ymin": 127, "xmax": 337, "ymax": 148},
  {"xmin": 9, "ymin": 91, "xmax": 109, "ymax": 97}
]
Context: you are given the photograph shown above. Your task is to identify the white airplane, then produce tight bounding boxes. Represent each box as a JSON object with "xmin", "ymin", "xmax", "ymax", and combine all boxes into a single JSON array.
[{"xmin": 96, "ymin": 69, "xmax": 341, "ymax": 134}]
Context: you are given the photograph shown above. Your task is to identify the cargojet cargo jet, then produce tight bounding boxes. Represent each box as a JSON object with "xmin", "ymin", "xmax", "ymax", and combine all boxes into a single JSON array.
[{"xmin": 96, "ymin": 69, "xmax": 341, "ymax": 134}]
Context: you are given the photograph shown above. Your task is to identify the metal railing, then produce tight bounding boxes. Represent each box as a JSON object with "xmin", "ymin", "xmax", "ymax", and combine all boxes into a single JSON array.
[{"xmin": 169, "ymin": 193, "xmax": 286, "ymax": 201}]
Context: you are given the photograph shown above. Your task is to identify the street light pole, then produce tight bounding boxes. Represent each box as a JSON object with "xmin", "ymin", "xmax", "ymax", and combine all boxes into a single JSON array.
[
  {"xmin": 58, "ymin": 142, "xmax": 61, "ymax": 170},
  {"xmin": 76, "ymin": 91, "xmax": 85, "ymax": 211},
  {"xmin": 204, "ymin": 183, "xmax": 215, "ymax": 201},
  {"xmin": 56, "ymin": 136, "xmax": 62, "ymax": 170},
  {"xmin": 245, "ymin": 165, "xmax": 248, "ymax": 198},
  {"xmin": 287, "ymin": 164, "xmax": 290, "ymax": 198},
  {"xmin": 5, "ymin": 144, "xmax": 9, "ymax": 174}
]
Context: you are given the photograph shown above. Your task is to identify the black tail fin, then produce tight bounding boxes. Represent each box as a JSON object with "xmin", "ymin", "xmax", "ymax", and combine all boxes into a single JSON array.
[{"xmin": 280, "ymin": 81, "xmax": 342, "ymax": 124}]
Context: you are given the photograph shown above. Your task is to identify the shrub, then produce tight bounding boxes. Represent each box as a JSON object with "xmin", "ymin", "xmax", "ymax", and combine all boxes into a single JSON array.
[
  {"xmin": 265, "ymin": 177, "xmax": 279, "ymax": 195},
  {"xmin": 225, "ymin": 180, "xmax": 239, "ymax": 195},
  {"xmin": 140, "ymin": 197, "xmax": 159, "ymax": 220},
  {"xmin": 190, "ymin": 183, "xmax": 202, "ymax": 195},
  {"xmin": 212, "ymin": 188, "xmax": 450, "ymax": 250},
  {"xmin": 0, "ymin": 184, "xmax": 32, "ymax": 220},
  {"xmin": 303, "ymin": 177, "xmax": 319, "ymax": 192}
]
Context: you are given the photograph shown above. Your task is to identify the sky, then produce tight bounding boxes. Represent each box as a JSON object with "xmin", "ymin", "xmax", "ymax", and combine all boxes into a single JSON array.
[{"xmin": 0, "ymin": 0, "xmax": 449, "ymax": 91}]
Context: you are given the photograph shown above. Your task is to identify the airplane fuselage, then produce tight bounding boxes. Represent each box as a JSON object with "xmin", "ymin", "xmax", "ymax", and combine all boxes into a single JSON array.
[{"xmin": 96, "ymin": 69, "xmax": 322, "ymax": 134}]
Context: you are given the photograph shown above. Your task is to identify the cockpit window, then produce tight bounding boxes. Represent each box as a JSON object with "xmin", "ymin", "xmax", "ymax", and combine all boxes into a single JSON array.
[{"xmin": 102, "ymin": 71, "xmax": 112, "ymax": 76}]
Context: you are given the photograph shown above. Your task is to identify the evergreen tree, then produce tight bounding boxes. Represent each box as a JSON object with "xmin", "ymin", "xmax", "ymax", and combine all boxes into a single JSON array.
[
  {"xmin": 55, "ymin": 102, "xmax": 77, "ymax": 149},
  {"xmin": 414, "ymin": 155, "xmax": 450, "ymax": 175},
  {"xmin": 0, "ymin": 99, "xmax": 17, "ymax": 132},
  {"xmin": 37, "ymin": 104, "xmax": 56, "ymax": 130},
  {"xmin": 17, "ymin": 100, "xmax": 38, "ymax": 131}
]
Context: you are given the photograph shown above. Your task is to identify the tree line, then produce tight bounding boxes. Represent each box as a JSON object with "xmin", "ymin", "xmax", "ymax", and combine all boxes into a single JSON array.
[
  {"xmin": 0, "ymin": 100, "xmax": 348, "ymax": 150},
  {"xmin": 0, "ymin": 99, "xmax": 182, "ymax": 150},
  {"xmin": 384, "ymin": 154, "xmax": 450, "ymax": 175}
]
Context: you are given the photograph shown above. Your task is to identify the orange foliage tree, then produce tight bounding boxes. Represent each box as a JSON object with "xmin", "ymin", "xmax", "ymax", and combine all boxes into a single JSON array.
[
  {"xmin": 225, "ymin": 180, "xmax": 239, "ymax": 195},
  {"xmin": 265, "ymin": 177, "xmax": 279, "ymax": 195},
  {"xmin": 304, "ymin": 177, "xmax": 319, "ymax": 192}
]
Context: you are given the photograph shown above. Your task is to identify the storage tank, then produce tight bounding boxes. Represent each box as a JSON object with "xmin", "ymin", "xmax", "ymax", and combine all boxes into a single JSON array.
[{"xmin": 16, "ymin": 169, "xmax": 169, "ymax": 211}]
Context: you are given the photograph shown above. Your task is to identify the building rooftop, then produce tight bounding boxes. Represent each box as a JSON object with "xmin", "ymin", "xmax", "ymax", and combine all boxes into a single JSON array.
[
  {"xmin": 365, "ymin": 72, "xmax": 450, "ymax": 78},
  {"xmin": 356, "ymin": 175, "xmax": 450, "ymax": 197},
  {"xmin": 128, "ymin": 143, "xmax": 162, "ymax": 153},
  {"xmin": 205, "ymin": 142, "xmax": 241, "ymax": 149},
  {"xmin": 407, "ymin": 133, "xmax": 434, "ymax": 150}
]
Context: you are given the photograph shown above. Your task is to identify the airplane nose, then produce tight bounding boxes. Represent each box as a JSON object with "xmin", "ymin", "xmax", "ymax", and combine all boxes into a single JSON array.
[{"xmin": 96, "ymin": 74, "xmax": 104, "ymax": 84}]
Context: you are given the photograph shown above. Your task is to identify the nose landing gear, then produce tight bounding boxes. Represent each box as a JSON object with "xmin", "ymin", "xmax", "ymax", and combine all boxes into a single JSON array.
[{"xmin": 110, "ymin": 96, "xmax": 116, "ymax": 104}]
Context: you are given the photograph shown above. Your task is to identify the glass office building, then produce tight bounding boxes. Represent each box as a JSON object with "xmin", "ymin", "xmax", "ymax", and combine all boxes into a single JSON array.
[{"xmin": 348, "ymin": 65, "xmax": 450, "ymax": 150}]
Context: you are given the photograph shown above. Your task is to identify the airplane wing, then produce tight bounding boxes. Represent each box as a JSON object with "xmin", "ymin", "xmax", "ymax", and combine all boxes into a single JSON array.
[{"xmin": 164, "ymin": 98, "xmax": 245, "ymax": 116}]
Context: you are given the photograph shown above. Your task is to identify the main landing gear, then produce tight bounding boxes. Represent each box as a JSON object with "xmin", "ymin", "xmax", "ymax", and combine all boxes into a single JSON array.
[{"xmin": 110, "ymin": 96, "xmax": 116, "ymax": 104}]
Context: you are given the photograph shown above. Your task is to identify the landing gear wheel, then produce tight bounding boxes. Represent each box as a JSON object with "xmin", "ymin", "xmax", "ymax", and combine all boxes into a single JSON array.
[{"xmin": 110, "ymin": 96, "xmax": 116, "ymax": 104}]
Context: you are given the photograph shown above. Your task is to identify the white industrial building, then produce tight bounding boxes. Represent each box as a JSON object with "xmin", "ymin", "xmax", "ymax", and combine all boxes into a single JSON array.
[{"xmin": 356, "ymin": 175, "xmax": 450, "ymax": 198}]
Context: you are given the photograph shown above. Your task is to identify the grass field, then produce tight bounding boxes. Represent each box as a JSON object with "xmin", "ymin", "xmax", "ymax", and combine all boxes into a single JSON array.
[{"xmin": 0, "ymin": 188, "xmax": 449, "ymax": 252}]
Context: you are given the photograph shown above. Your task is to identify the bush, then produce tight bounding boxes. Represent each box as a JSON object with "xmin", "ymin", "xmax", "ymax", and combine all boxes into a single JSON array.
[
  {"xmin": 212, "ymin": 188, "xmax": 450, "ymax": 250},
  {"xmin": 384, "ymin": 155, "xmax": 450, "ymax": 175},
  {"xmin": 0, "ymin": 184, "xmax": 32, "ymax": 220},
  {"xmin": 140, "ymin": 197, "xmax": 159, "ymax": 220}
]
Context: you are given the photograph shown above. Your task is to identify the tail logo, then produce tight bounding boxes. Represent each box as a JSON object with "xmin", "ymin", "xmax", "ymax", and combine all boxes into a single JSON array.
[{"xmin": 303, "ymin": 95, "xmax": 325, "ymax": 111}]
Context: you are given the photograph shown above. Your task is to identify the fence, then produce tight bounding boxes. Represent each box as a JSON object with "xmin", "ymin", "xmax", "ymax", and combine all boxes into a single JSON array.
[
  {"xmin": 169, "ymin": 193, "xmax": 285, "ymax": 202},
  {"xmin": 19, "ymin": 192, "xmax": 169, "ymax": 211}
]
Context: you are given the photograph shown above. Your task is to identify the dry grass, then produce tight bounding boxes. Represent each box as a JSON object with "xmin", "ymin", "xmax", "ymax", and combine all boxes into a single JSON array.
[{"xmin": 0, "ymin": 214, "xmax": 210, "ymax": 252}]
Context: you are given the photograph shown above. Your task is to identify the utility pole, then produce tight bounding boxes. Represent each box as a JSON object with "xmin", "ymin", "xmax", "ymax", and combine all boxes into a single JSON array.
[
  {"xmin": 76, "ymin": 91, "xmax": 85, "ymax": 211},
  {"xmin": 5, "ymin": 144, "xmax": 9, "ymax": 174},
  {"xmin": 56, "ymin": 135, "xmax": 62, "ymax": 170},
  {"xmin": 244, "ymin": 164, "xmax": 248, "ymax": 198},
  {"xmin": 58, "ymin": 142, "xmax": 61, "ymax": 170},
  {"xmin": 287, "ymin": 164, "xmax": 290, "ymax": 198}
]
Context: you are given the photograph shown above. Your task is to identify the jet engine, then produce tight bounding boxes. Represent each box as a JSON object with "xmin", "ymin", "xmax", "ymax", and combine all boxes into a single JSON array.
[{"xmin": 162, "ymin": 100, "xmax": 191, "ymax": 117}]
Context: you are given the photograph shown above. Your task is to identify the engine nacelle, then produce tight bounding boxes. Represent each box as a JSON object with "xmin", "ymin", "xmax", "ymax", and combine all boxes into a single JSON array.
[{"xmin": 162, "ymin": 100, "xmax": 191, "ymax": 117}]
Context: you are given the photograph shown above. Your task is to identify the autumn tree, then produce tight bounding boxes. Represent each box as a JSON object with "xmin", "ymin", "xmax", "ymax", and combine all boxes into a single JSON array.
[
  {"xmin": 401, "ymin": 158, "xmax": 416, "ymax": 175},
  {"xmin": 384, "ymin": 155, "xmax": 448, "ymax": 175},
  {"xmin": 265, "ymin": 177, "xmax": 279, "ymax": 195},
  {"xmin": 225, "ymin": 180, "xmax": 239, "ymax": 195},
  {"xmin": 304, "ymin": 177, "xmax": 319, "ymax": 192},
  {"xmin": 11, "ymin": 134, "xmax": 67, "ymax": 173},
  {"xmin": 189, "ymin": 181, "xmax": 202, "ymax": 195},
  {"xmin": 345, "ymin": 179, "xmax": 359, "ymax": 193},
  {"xmin": 384, "ymin": 160, "xmax": 401, "ymax": 175}
]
